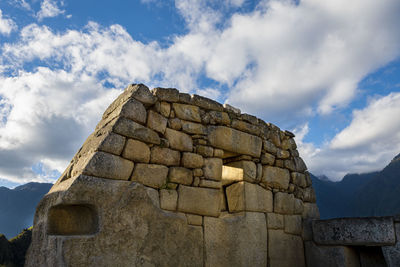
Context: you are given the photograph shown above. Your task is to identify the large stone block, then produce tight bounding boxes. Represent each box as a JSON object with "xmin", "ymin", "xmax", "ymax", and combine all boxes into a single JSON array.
[
  {"xmin": 383, "ymin": 223, "xmax": 400, "ymax": 267},
  {"xmin": 304, "ymin": 241, "xmax": 360, "ymax": 267},
  {"xmin": 266, "ymin": 213, "xmax": 284, "ymax": 229},
  {"xmin": 181, "ymin": 120, "xmax": 206, "ymax": 135},
  {"xmin": 204, "ymin": 212, "xmax": 268, "ymax": 267},
  {"xmin": 261, "ymin": 152, "xmax": 275, "ymax": 165},
  {"xmin": 274, "ymin": 192, "xmax": 295, "ymax": 214},
  {"xmin": 226, "ymin": 182, "xmax": 273, "ymax": 213},
  {"xmin": 146, "ymin": 110, "xmax": 168, "ymax": 134},
  {"xmin": 150, "ymin": 146, "xmax": 180, "ymax": 166},
  {"xmin": 82, "ymin": 151, "xmax": 133, "ymax": 180},
  {"xmin": 152, "ymin": 87, "xmax": 179, "ymax": 102},
  {"xmin": 160, "ymin": 189, "xmax": 178, "ymax": 211},
  {"xmin": 268, "ymin": 229, "xmax": 305, "ymax": 267},
  {"xmin": 262, "ymin": 166, "xmax": 290, "ymax": 189},
  {"xmin": 113, "ymin": 117, "xmax": 160, "ymax": 145},
  {"xmin": 291, "ymin": 172, "xmax": 307, "ymax": 188},
  {"xmin": 207, "ymin": 126, "xmax": 262, "ymax": 157},
  {"xmin": 97, "ymin": 132, "xmax": 126, "ymax": 155},
  {"xmin": 119, "ymin": 98, "xmax": 147, "ymax": 124},
  {"xmin": 284, "ymin": 215, "xmax": 302, "ymax": 235},
  {"xmin": 302, "ymin": 202, "xmax": 320, "ymax": 219},
  {"xmin": 203, "ymin": 158, "xmax": 222, "ymax": 181},
  {"xmin": 231, "ymin": 119, "xmax": 260, "ymax": 135},
  {"xmin": 168, "ymin": 167, "xmax": 193, "ymax": 185},
  {"xmin": 122, "ymin": 139, "xmax": 150, "ymax": 163},
  {"xmin": 165, "ymin": 128, "xmax": 193, "ymax": 152},
  {"xmin": 221, "ymin": 165, "xmax": 244, "ymax": 185},
  {"xmin": 182, "ymin": 152, "xmax": 204, "ymax": 168},
  {"xmin": 131, "ymin": 163, "xmax": 169, "ymax": 189},
  {"xmin": 225, "ymin": 160, "xmax": 256, "ymax": 182},
  {"xmin": 313, "ymin": 217, "xmax": 396, "ymax": 246},
  {"xmin": 172, "ymin": 103, "xmax": 201, "ymax": 122},
  {"xmin": 191, "ymin": 94, "xmax": 224, "ymax": 111},
  {"xmin": 177, "ymin": 185, "xmax": 220, "ymax": 217}
]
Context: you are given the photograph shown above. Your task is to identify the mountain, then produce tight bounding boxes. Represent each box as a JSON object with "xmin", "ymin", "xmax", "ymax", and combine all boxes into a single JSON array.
[
  {"xmin": 0, "ymin": 182, "xmax": 52, "ymax": 238},
  {"xmin": 312, "ymin": 153, "xmax": 400, "ymax": 219}
]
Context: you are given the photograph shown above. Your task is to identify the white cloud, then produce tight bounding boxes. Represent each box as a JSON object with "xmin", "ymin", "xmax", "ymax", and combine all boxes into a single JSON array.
[
  {"xmin": 297, "ymin": 93, "xmax": 400, "ymax": 180},
  {"xmin": 36, "ymin": 0, "xmax": 65, "ymax": 21},
  {"xmin": 0, "ymin": 9, "xmax": 17, "ymax": 35}
]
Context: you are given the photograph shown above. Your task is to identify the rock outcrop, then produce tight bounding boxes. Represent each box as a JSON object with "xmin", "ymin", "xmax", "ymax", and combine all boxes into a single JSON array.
[{"xmin": 26, "ymin": 84, "xmax": 318, "ymax": 267}]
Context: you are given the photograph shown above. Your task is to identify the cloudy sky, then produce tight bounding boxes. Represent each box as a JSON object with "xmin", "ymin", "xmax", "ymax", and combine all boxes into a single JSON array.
[{"xmin": 0, "ymin": 0, "xmax": 399, "ymax": 187}]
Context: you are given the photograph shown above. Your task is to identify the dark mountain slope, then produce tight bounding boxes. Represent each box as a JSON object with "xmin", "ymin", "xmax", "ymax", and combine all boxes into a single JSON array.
[{"xmin": 0, "ymin": 182, "xmax": 52, "ymax": 238}]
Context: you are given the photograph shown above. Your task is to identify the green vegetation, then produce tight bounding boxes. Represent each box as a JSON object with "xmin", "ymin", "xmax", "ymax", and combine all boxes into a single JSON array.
[{"xmin": 0, "ymin": 228, "xmax": 32, "ymax": 267}]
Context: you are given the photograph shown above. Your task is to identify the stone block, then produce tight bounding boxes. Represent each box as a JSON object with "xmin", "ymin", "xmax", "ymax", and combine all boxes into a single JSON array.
[
  {"xmin": 213, "ymin": 149, "xmax": 224, "ymax": 158},
  {"xmin": 207, "ymin": 126, "xmax": 262, "ymax": 157},
  {"xmin": 303, "ymin": 187, "xmax": 316, "ymax": 202},
  {"xmin": 383, "ymin": 223, "xmax": 400, "ymax": 267},
  {"xmin": 291, "ymin": 172, "xmax": 307, "ymax": 188},
  {"xmin": 131, "ymin": 163, "xmax": 169, "ymax": 189},
  {"xmin": 313, "ymin": 217, "xmax": 396, "ymax": 246},
  {"xmin": 150, "ymin": 146, "xmax": 180, "ymax": 166},
  {"xmin": 172, "ymin": 103, "xmax": 201, "ymax": 122},
  {"xmin": 168, "ymin": 118, "xmax": 181, "ymax": 130},
  {"xmin": 191, "ymin": 94, "xmax": 224, "ymax": 111},
  {"xmin": 168, "ymin": 167, "xmax": 193, "ymax": 185},
  {"xmin": 261, "ymin": 152, "xmax": 275, "ymax": 165},
  {"xmin": 186, "ymin": 214, "xmax": 202, "ymax": 226},
  {"xmin": 266, "ymin": 213, "xmax": 284, "ymax": 229},
  {"xmin": 152, "ymin": 87, "xmax": 179, "ymax": 102},
  {"xmin": 294, "ymin": 157, "xmax": 307, "ymax": 172},
  {"xmin": 178, "ymin": 185, "xmax": 220, "ymax": 217},
  {"xmin": 268, "ymin": 229, "xmax": 305, "ymax": 267},
  {"xmin": 122, "ymin": 139, "xmax": 150, "ymax": 163},
  {"xmin": 208, "ymin": 111, "xmax": 230, "ymax": 125},
  {"xmin": 223, "ymin": 103, "xmax": 240, "ymax": 114},
  {"xmin": 226, "ymin": 160, "xmax": 256, "ymax": 182},
  {"xmin": 241, "ymin": 113, "xmax": 258, "ymax": 125},
  {"xmin": 231, "ymin": 119, "xmax": 260, "ymax": 135},
  {"xmin": 113, "ymin": 117, "xmax": 160, "ymax": 145},
  {"xmin": 277, "ymin": 149, "xmax": 290, "ymax": 159},
  {"xmin": 83, "ymin": 151, "xmax": 133, "ymax": 180},
  {"xmin": 302, "ymin": 203, "xmax": 320, "ymax": 219},
  {"xmin": 263, "ymin": 140, "xmax": 277, "ymax": 154},
  {"xmin": 284, "ymin": 215, "xmax": 302, "ymax": 235},
  {"xmin": 119, "ymin": 98, "xmax": 147, "ymax": 124},
  {"xmin": 274, "ymin": 192, "xmax": 295, "ymax": 214},
  {"xmin": 199, "ymin": 179, "xmax": 222, "ymax": 189},
  {"xmin": 226, "ymin": 182, "xmax": 273, "ymax": 212},
  {"xmin": 128, "ymin": 84, "xmax": 157, "ymax": 106},
  {"xmin": 304, "ymin": 241, "xmax": 360, "ymax": 267},
  {"xmin": 98, "ymin": 132, "xmax": 126, "ymax": 155},
  {"xmin": 146, "ymin": 110, "xmax": 168, "ymax": 134},
  {"xmin": 160, "ymin": 189, "xmax": 178, "ymax": 211},
  {"xmin": 160, "ymin": 101, "xmax": 171, "ymax": 117},
  {"xmin": 294, "ymin": 198, "xmax": 304, "ymax": 215},
  {"xmin": 203, "ymin": 158, "xmax": 222, "ymax": 181},
  {"xmin": 196, "ymin": 145, "xmax": 213, "ymax": 157},
  {"xmin": 221, "ymin": 165, "xmax": 244, "ymax": 185},
  {"xmin": 204, "ymin": 212, "xmax": 268, "ymax": 267},
  {"xmin": 262, "ymin": 166, "xmax": 290, "ymax": 189},
  {"xmin": 193, "ymin": 168, "xmax": 203, "ymax": 176},
  {"xmin": 181, "ymin": 121, "xmax": 206, "ymax": 135},
  {"xmin": 165, "ymin": 128, "xmax": 193, "ymax": 152},
  {"xmin": 182, "ymin": 152, "xmax": 204, "ymax": 168}
]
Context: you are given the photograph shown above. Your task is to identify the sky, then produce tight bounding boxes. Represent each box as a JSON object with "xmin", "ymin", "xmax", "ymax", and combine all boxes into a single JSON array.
[{"xmin": 0, "ymin": 0, "xmax": 400, "ymax": 187}]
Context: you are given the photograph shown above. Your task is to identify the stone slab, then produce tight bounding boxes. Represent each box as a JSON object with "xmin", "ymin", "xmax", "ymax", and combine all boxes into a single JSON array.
[
  {"xmin": 131, "ymin": 164, "xmax": 168, "ymax": 189},
  {"xmin": 268, "ymin": 229, "xmax": 305, "ymax": 267},
  {"xmin": 177, "ymin": 185, "xmax": 220, "ymax": 217},
  {"xmin": 382, "ymin": 222, "xmax": 400, "ymax": 266},
  {"xmin": 312, "ymin": 217, "xmax": 396, "ymax": 246},
  {"xmin": 304, "ymin": 241, "xmax": 360, "ymax": 267},
  {"xmin": 226, "ymin": 182, "xmax": 273, "ymax": 213}
]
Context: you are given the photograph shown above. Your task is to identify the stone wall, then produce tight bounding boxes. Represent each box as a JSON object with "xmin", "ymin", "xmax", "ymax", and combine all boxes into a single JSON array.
[{"xmin": 26, "ymin": 84, "xmax": 319, "ymax": 267}]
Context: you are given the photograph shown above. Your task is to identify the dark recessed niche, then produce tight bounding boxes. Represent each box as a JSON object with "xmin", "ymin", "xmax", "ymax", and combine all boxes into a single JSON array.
[{"xmin": 47, "ymin": 204, "xmax": 98, "ymax": 236}]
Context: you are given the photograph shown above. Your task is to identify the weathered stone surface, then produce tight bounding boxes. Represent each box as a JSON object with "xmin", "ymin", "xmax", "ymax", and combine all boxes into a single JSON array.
[
  {"xmin": 241, "ymin": 113, "xmax": 258, "ymax": 125},
  {"xmin": 268, "ymin": 229, "xmax": 305, "ymax": 267},
  {"xmin": 181, "ymin": 120, "xmax": 206, "ymax": 135},
  {"xmin": 294, "ymin": 157, "xmax": 307, "ymax": 172},
  {"xmin": 284, "ymin": 215, "xmax": 302, "ymax": 235},
  {"xmin": 122, "ymin": 139, "xmax": 150, "ymax": 163},
  {"xmin": 199, "ymin": 179, "xmax": 222, "ymax": 189},
  {"xmin": 82, "ymin": 151, "xmax": 133, "ymax": 180},
  {"xmin": 231, "ymin": 119, "xmax": 260, "ymax": 135},
  {"xmin": 203, "ymin": 158, "xmax": 222, "ymax": 181},
  {"xmin": 118, "ymin": 98, "xmax": 147, "ymax": 124},
  {"xmin": 221, "ymin": 165, "xmax": 244, "ymax": 185},
  {"xmin": 263, "ymin": 140, "xmax": 277, "ymax": 154},
  {"xmin": 359, "ymin": 246, "xmax": 387, "ymax": 267},
  {"xmin": 196, "ymin": 145, "xmax": 213, "ymax": 157},
  {"xmin": 26, "ymin": 176, "xmax": 203, "ymax": 267},
  {"xmin": 274, "ymin": 192, "xmax": 295, "ymax": 214},
  {"xmin": 168, "ymin": 117, "xmax": 181, "ymax": 130},
  {"xmin": 294, "ymin": 198, "xmax": 304, "ymax": 215},
  {"xmin": 262, "ymin": 166, "xmax": 290, "ymax": 189},
  {"xmin": 131, "ymin": 164, "xmax": 168, "ymax": 189},
  {"xmin": 213, "ymin": 148, "xmax": 224, "ymax": 158},
  {"xmin": 128, "ymin": 84, "xmax": 157, "ymax": 106},
  {"xmin": 177, "ymin": 185, "xmax": 220, "ymax": 217},
  {"xmin": 261, "ymin": 152, "xmax": 275, "ymax": 165},
  {"xmin": 226, "ymin": 160, "xmax": 256, "ymax": 182},
  {"xmin": 97, "ymin": 132, "xmax": 126, "ymax": 155},
  {"xmin": 150, "ymin": 146, "xmax": 180, "ymax": 166},
  {"xmin": 168, "ymin": 167, "xmax": 193, "ymax": 185},
  {"xmin": 160, "ymin": 189, "xmax": 178, "ymax": 211},
  {"xmin": 113, "ymin": 117, "xmax": 160, "ymax": 145},
  {"xmin": 313, "ymin": 217, "xmax": 396, "ymax": 246},
  {"xmin": 172, "ymin": 103, "xmax": 201, "ymax": 122},
  {"xmin": 303, "ymin": 187, "xmax": 316, "ymax": 202},
  {"xmin": 208, "ymin": 126, "xmax": 262, "ymax": 157},
  {"xmin": 223, "ymin": 103, "xmax": 241, "ymax": 114},
  {"xmin": 304, "ymin": 241, "xmax": 360, "ymax": 267},
  {"xmin": 267, "ymin": 213, "xmax": 284, "ymax": 229},
  {"xmin": 383, "ymin": 223, "xmax": 400, "ymax": 267},
  {"xmin": 186, "ymin": 214, "xmax": 203, "ymax": 226},
  {"xmin": 147, "ymin": 110, "xmax": 168, "ymax": 134},
  {"xmin": 208, "ymin": 111, "xmax": 230, "ymax": 125},
  {"xmin": 165, "ymin": 128, "xmax": 193, "ymax": 152},
  {"xmin": 191, "ymin": 94, "xmax": 224, "ymax": 111},
  {"xmin": 181, "ymin": 152, "xmax": 203, "ymax": 168},
  {"xmin": 159, "ymin": 101, "xmax": 171, "ymax": 117},
  {"xmin": 204, "ymin": 212, "xmax": 268, "ymax": 267},
  {"xmin": 152, "ymin": 87, "xmax": 179, "ymax": 102},
  {"xmin": 145, "ymin": 187, "xmax": 160, "ymax": 208},
  {"xmin": 291, "ymin": 172, "xmax": 307, "ymax": 188},
  {"xmin": 226, "ymin": 182, "xmax": 273, "ymax": 212}
]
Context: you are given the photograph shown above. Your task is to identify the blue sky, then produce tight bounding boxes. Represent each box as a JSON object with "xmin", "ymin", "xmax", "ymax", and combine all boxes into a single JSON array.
[{"xmin": 0, "ymin": 0, "xmax": 400, "ymax": 188}]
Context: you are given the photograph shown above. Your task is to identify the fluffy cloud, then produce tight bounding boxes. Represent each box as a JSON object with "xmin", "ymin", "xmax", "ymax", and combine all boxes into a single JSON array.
[
  {"xmin": 0, "ymin": 9, "xmax": 17, "ymax": 35},
  {"xmin": 297, "ymin": 93, "xmax": 400, "ymax": 180},
  {"xmin": 36, "ymin": 0, "xmax": 65, "ymax": 21}
]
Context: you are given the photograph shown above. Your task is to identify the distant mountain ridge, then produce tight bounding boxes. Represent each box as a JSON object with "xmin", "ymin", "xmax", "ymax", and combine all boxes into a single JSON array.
[
  {"xmin": 312, "ymin": 153, "xmax": 400, "ymax": 219},
  {"xmin": 0, "ymin": 182, "xmax": 52, "ymax": 238}
]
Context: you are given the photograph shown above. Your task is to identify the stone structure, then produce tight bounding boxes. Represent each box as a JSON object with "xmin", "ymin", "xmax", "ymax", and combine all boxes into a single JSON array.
[{"xmin": 26, "ymin": 84, "xmax": 319, "ymax": 266}]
